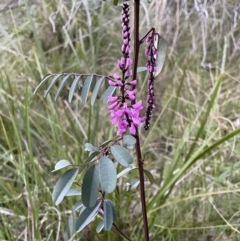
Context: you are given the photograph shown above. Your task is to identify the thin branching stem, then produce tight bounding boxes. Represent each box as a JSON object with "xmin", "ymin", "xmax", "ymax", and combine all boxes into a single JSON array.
[{"xmin": 132, "ymin": 1, "xmax": 150, "ymax": 241}]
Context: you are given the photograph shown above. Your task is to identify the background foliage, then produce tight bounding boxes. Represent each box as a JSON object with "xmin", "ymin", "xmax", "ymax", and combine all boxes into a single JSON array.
[{"xmin": 0, "ymin": 0, "xmax": 240, "ymax": 240}]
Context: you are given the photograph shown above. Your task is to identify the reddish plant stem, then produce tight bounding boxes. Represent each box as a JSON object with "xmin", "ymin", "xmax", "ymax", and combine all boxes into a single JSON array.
[{"xmin": 132, "ymin": 1, "xmax": 150, "ymax": 241}]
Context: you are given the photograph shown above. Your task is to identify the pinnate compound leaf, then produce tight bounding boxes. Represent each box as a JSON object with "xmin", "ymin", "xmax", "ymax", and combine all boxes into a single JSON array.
[
  {"xmin": 91, "ymin": 76, "xmax": 105, "ymax": 106},
  {"xmin": 52, "ymin": 168, "xmax": 79, "ymax": 205},
  {"xmin": 52, "ymin": 159, "xmax": 70, "ymax": 172},
  {"xmin": 99, "ymin": 156, "xmax": 117, "ymax": 193},
  {"xmin": 143, "ymin": 169, "xmax": 156, "ymax": 184},
  {"xmin": 75, "ymin": 200, "xmax": 101, "ymax": 233},
  {"xmin": 123, "ymin": 135, "xmax": 136, "ymax": 149},
  {"xmin": 81, "ymin": 75, "xmax": 93, "ymax": 104},
  {"xmin": 54, "ymin": 74, "xmax": 71, "ymax": 101},
  {"xmin": 68, "ymin": 75, "xmax": 81, "ymax": 103},
  {"xmin": 82, "ymin": 165, "xmax": 100, "ymax": 208},
  {"xmin": 96, "ymin": 221, "xmax": 104, "ymax": 233},
  {"xmin": 104, "ymin": 200, "xmax": 113, "ymax": 231},
  {"xmin": 65, "ymin": 188, "xmax": 82, "ymax": 196},
  {"xmin": 117, "ymin": 165, "xmax": 136, "ymax": 179},
  {"xmin": 103, "ymin": 86, "xmax": 116, "ymax": 104},
  {"xmin": 111, "ymin": 145, "xmax": 133, "ymax": 167},
  {"xmin": 44, "ymin": 74, "xmax": 62, "ymax": 97},
  {"xmin": 154, "ymin": 36, "xmax": 167, "ymax": 77},
  {"xmin": 33, "ymin": 74, "xmax": 52, "ymax": 95}
]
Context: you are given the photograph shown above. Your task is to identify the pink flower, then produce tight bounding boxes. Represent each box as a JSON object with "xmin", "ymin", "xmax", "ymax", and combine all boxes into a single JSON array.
[
  {"xmin": 108, "ymin": 96, "xmax": 118, "ymax": 103},
  {"xmin": 108, "ymin": 79, "xmax": 116, "ymax": 86},
  {"xmin": 126, "ymin": 89, "xmax": 137, "ymax": 101},
  {"xmin": 132, "ymin": 100, "xmax": 143, "ymax": 111},
  {"xmin": 129, "ymin": 80, "xmax": 137, "ymax": 86},
  {"xmin": 129, "ymin": 123, "xmax": 136, "ymax": 134}
]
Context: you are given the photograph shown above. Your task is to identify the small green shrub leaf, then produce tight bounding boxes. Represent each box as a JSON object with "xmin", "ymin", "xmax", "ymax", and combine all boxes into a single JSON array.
[
  {"xmin": 117, "ymin": 165, "xmax": 136, "ymax": 179},
  {"xmin": 54, "ymin": 74, "xmax": 71, "ymax": 101},
  {"xmin": 33, "ymin": 74, "xmax": 52, "ymax": 95},
  {"xmin": 123, "ymin": 135, "xmax": 136, "ymax": 149},
  {"xmin": 85, "ymin": 143, "xmax": 98, "ymax": 152},
  {"xmin": 81, "ymin": 75, "xmax": 93, "ymax": 104},
  {"xmin": 111, "ymin": 145, "xmax": 133, "ymax": 167},
  {"xmin": 52, "ymin": 159, "xmax": 70, "ymax": 172},
  {"xmin": 74, "ymin": 200, "xmax": 83, "ymax": 210},
  {"xmin": 82, "ymin": 165, "xmax": 100, "ymax": 208},
  {"xmin": 65, "ymin": 188, "xmax": 82, "ymax": 196},
  {"xmin": 96, "ymin": 221, "xmax": 104, "ymax": 233},
  {"xmin": 68, "ymin": 75, "xmax": 81, "ymax": 103},
  {"xmin": 103, "ymin": 86, "xmax": 116, "ymax": 104},
  {"xmin": 129, "ymin": 179, "xmax": 140, "ymax": 190},
  {"xmin": 44, "ymin": 74, "xmax": 61, "ymax": 97},
  {"xmin": 99, "ymin": 156, "xmax": 117, "ymax": 193},
  {"xmin": 154, "ymin": 36, "xmax": 167, "ymax": 77},
  {"xmin": 91, "ymin": 76, "xmax": 105, "ymax": 106},
  {"xmin": 75, "ymin": 200, "xmax": 101, "ymax": 233},
  {"xmin": 104, "ymin": 199, "xmax": 113, "ymax": 231},
  {"xmin": 84, "ymin": 151, "xmax": 100, "ymax": 163},
  {"xmin": 143, "ymin": 169, "xmax": 156, "ymax": 184},
  {"xmin": 52, "ymin": 168, "xmax": 79, "ymax": 205},
  {"xmin": 100, "ymin": 139, "xmax": 113, "ymax": 148},
  {"xmin": 106, "ymin": 199, "xmax": 117, "ymax": 222}
]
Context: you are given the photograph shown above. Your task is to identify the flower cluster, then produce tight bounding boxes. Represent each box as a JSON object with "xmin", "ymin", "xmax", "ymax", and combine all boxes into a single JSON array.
[
  {"xmin": 108, "ymin": 73, "xmax": 145, "ymax": 135},
  {"xmin": 144, "ymin": 33, "xmax": 158, "ymax": 130},
  {"xmin": 107, "ymin": 3, "xmax": 145, "ymax": 136}
]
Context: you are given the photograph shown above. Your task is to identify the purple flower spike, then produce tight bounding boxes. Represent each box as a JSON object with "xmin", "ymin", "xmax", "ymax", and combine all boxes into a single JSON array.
[
  {"xmin": 107, "ymin": 3, "xmax": 145, "ymax": 136},
  {"xmin": 144, "ymin": 33, "xmax": 159, "ymax": 130}
]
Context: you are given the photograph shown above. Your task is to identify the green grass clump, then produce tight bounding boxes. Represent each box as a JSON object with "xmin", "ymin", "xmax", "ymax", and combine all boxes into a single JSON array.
[{"xmin": 0, "ymin": 0, "xmax": 240, "ymax": 240}]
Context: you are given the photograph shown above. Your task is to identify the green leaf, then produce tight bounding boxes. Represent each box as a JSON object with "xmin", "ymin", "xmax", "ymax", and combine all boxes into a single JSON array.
[
  {"xmin": 74, "ymin": 200, "xmax": 83, "ymax": 210},
  {"xmin": 111, "ymin": 145, "xmax": 133, "ymax": 167},
  {"xmin": 143, "ymin": 169, "xmax": 156, "ymax": 184},
  {"xmin": 103, "ymin": 86, "xmax": 116, "ymax": 104},
  {"xmin": 117, "ymin": 165, "xmax": 136, "ymax": 179},
  {"xmin": 106, "ymin": 199, "xmax": 117, "ymax": 222},
  {"xmin": 129, "ymin": 179, "xmax": 140, "ymax": 190},
  {"xmin": 113, "ymin": 0, "xmax": 118, "ymax": 5},
  {"xmin": 104, "ymin": 199, "xmax": 113, "ymax": 231},
  {"xmin": 123, "ymin": 135, "xmax": 136, "ymax": 149},
  {"xmin": 33, "ymin": 74, "xmax": 52, "ymax": 95},
  {"xmin": 100, "ymin": 139, "xmax": 113, "ymax": 148},
  {"xmin": 96, "ymin": 221, "xmax": 104, "ymax": 233},
  {"xmin": 85, "ymin": 143, "xmax": 98, "ymax": 152},
  {"xmin": 154, "ymin": 36, "xmax": 167, "ymax": 77},
  {"xmin": 52, "ymin": 168, "xmax": 79, "ymax": 205},
  {"xmin": 65, "ymin": 188, "xmax": 82, "ymax": 196},
  {"xmin": 99, "ymin": 156, "xmax": 117, "ymax": 193},
  {"xmin": 91, "ymin": 76, "xmax": 105, "ymax": 106},
  {"xmin": 81, "ymin": 75, "xmax": 93, "ymax": 104},
  {"xmin": 82, "ymin": 165, "xmax": 100, "ymax": 208},
  {"xmin": 52, "ymin": 159, "xmax": 70, "ymax": 172},
  {"xmin": 54, "ymin": 74, "xmax": 71, "ymax": 101},
  {"xmin": 44, "ymin": 74, "xmax": 62, "ymax": 97},
  {"xmin": 84, "ymin": 151, "xmax": 100, "ymax": 163},
  {"xmin": 75, "ymin": 200, "xmax": 101, "ymax": 232},
  {"xmin": 68, "ymin": 75, "xmax": 81, "ymax": 103}
]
